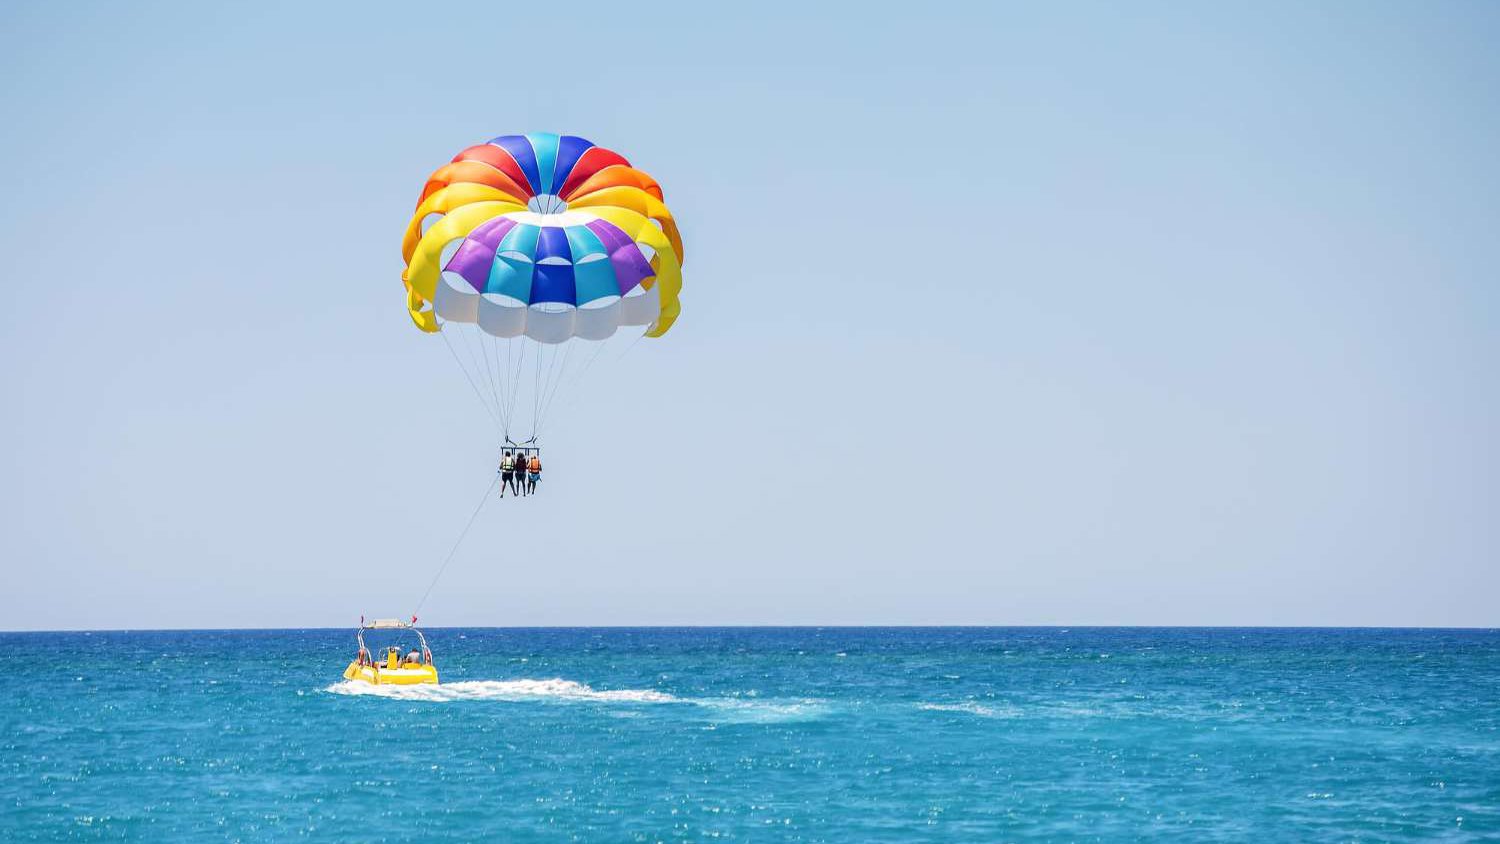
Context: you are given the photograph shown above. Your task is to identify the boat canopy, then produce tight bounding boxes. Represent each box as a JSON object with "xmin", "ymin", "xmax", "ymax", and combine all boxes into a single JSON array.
[{"xmin": 354, "ymin": 617, "xmax": 433, "ymax": 665}]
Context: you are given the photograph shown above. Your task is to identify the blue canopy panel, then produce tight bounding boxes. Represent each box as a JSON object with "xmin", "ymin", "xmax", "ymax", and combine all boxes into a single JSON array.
[
  {"xmin": 531, "ymin": 226, "xmax": 575, "ymax": 305},
  {"xmin": 562, "ymin": 225, "xmax": 607, "ymax": 261},
  {"xmin": 527, "ymin": 132, "xmax": 560, "ymax": 195},
  {"xmin": 573, "ymin": 256, "xmax": 618, "ymax": 304},
  {"xmin": 535, "ymin": 226, "xmax": 571, "ymax": 262},
  {"xmin": 489, "ymin": 135, "xmax": 541, "ymax": 195},
  {"xmin": 487, "ymin": 254, "xmax": 535, "ymax": 303},
  {"xmin": 486, "ymin": 223, "xmax": 542, "ymax": 302},
  {"xmin": 497, "ymin": 221, "xmax": 541, "ymax": 256},
  {"xmin": 561, "ymin": 225, "xmax": 615, "ymax": 305},
  {"xmin": 551, "ymin": 135, "xmax": 596, "ymax": 197},
  {"xmin": 531, "ymin": 263, "xmax": 576, "ymax": 305}
]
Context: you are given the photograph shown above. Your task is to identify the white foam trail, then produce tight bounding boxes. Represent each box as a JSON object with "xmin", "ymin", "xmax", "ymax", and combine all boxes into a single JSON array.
[
  {"xmin": 326, "ymin": 678, "xmax": 677, "ymax": 704},
  {"xmin": 917, "ymin": 701, "xmax": 1019, "ymax": 719},
  {"xmin": 325, "ymin": 677, "xmax": 830, "ymax": 722},
  {"xmin": 693, "ymin": 697, "xmax": 832, "ymax": 723}
]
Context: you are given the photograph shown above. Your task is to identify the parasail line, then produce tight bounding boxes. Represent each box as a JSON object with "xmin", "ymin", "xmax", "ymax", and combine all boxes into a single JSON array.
[
  {"xmin": 496, "ymin": 337, "xmax": 514, "ymax": 426},
  {"xmin": 531, "ymin": 339, "xmax": 570, "ymax": 439},
  {"xmin": 473, "ymin": 327, "xmax": 506, "ymax": 427},
  {"xmin": 534, "ymin": 339, "xmax": 578, "ymax": 438},
  {"xmin": 457, "ymin": 323, "xmax": 504, "ymax": 425},
  {"xmin": 616, "ymin": 328, "xmax": 648, "ymax": 361},
  {"xmin": 500, "ymin": 336, "xmax": 516, "ymax": 439},
  {"xmin": 453, "ymin": 324, "xmax": 496, "ymax": 420},
  {"xmin": 477, "ymin": 325, "xmax": 502, "ymax": 424},
  {"xmin": 412, "ymin": 471, "xmax": 501, "ymax": 619},
  {"xmin": 536, "ymin": 336, "xmax": 610, "ymax": 439},
  {"xmin": 440, "ymin": 328, "xmax": 503, "ymax": 433},
  {"xmin": 492, "ymin": 335, "xmax": 514, "ymax": 433},
  {"xmin": 533, "ymin": 349, "xmax": 566, "ymax": 439},
  {"xmin": 530, "ymin": 341, "xmax": 549, "ymax": 438},
  {"xmin": 506, "ymin": 339, "xmax": 528, "ymax": 440}
]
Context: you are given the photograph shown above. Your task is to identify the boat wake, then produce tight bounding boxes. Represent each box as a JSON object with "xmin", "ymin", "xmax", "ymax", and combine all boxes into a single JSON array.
[
  {"xmin": 917, "ymin": 701, "xmax": 1021, "ymax": 719},
  {"xmin": 326, "ymin": 677, "xmax": 677, "ymax": 704},
  {"xmin": 325, "ymin": 677, "xmax": 829, "ymax": 722}
]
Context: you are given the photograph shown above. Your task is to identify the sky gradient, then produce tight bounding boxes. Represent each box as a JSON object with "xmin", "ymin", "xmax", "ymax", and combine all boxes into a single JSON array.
[{"xmin": 2, "ymin": 1, "xmax": 1496, "ymax": 629}]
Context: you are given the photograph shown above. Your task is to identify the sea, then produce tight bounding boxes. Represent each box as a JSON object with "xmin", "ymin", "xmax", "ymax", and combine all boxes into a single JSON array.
[{"xmin": 3, "ymin": 627, "xmax": 1497, "ymax": 842}]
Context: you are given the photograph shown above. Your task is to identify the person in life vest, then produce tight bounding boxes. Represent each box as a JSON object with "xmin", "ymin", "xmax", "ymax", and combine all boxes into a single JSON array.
[
  {"xmin": 526, "ymin": 452, "xmax": 541, "ymax": 495},
  {"xmin": 498, "ymin": 450, "xmax": 517, "ymax": 498}
]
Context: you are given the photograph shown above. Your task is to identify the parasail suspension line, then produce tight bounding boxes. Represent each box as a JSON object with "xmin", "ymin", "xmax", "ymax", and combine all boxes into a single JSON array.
[
  {"xmin": 532, "ymin": 339, "xmax": 576, "ymax": 439},
  {"xmin": 617, "ymin": 328, "xmax": 648, "ymax": 361},
  {"xmin": 477, "ymin": 327, "xmax": 501, "ymax": 419},
  {"xmin": 535, "ymin": 337, "xmax": 607, "ymax": 439},
  {"xmin": 531, "ymin": 341, "xmax": 547, "ymax": 438},
  {"xmin": 440, "ymin": 327, "xmax": 502, "ymax": 434},
  {"xmin": 456, "ymin": 323, "xmax": 504, "ymax": 424}
]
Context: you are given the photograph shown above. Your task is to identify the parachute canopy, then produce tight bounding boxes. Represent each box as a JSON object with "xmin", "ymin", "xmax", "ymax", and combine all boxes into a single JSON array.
[{"xmin": 401, "ymin": 133, "xmax": 683, "ymax": 343}]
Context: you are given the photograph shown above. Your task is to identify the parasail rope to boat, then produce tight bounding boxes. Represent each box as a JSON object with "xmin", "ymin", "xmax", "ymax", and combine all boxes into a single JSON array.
[{"xmin": 412, "ymin": 472, "xmax": 502, "ymax": 618}]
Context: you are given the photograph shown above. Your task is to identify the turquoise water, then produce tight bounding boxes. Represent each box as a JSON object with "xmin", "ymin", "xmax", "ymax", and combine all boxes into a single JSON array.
[{"xmin": 4, "ymin": 628, "xmax": 1498, "ymax": 841}]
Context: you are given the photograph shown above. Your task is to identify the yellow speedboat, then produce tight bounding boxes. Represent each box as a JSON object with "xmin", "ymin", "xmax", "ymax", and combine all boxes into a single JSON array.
[{"xmin": 343, "ymin": 618, "xmax": 439, "ymax": 685}]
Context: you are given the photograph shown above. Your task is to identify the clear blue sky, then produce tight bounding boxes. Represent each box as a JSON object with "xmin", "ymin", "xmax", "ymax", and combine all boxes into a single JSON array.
[{"xmin": 2, "ymin": 2, "xmax": 1496, "ymax": 630}]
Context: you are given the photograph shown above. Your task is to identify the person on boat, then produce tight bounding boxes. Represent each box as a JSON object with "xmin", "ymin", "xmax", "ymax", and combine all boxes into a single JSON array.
[
  {"xmin": 405, "ymin": 649, "xmax": 422, "ymax": 666},
  {"xmin": 499, "ymin": 450, "xmax": 517, "ymax": 497},
  {"xmin": 526, "ymin": 452, "xmax": 541, "ymax": 495}
]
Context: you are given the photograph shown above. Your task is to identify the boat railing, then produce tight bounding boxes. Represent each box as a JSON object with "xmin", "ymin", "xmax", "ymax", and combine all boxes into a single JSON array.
[{"xmin": 353, "ymin": 619, "xmax": 433, "ymax": 666}]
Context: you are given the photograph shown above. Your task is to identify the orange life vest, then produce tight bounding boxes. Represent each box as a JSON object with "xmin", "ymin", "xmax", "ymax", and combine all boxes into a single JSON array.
[{"xmin": 528, "ymin": 456, "xmax": 541, "ymax": 472}]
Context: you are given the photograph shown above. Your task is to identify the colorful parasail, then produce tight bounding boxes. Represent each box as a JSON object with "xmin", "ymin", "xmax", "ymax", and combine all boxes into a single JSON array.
[
  {"xmin": 398, "ymin": 133, "xmax": 684, "ymax": 445},
  {"xmin": 401, "ymin": 133, "xmax": 683, "ymax": 343}
]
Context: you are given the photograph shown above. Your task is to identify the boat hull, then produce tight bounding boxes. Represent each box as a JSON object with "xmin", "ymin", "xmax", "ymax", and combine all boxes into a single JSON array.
[{"xmin": 342, "ymin": 660, "xmax": 439, "ymax": 685}]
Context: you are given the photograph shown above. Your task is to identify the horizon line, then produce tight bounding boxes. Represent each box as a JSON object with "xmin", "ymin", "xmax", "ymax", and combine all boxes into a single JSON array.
[{"xmin": 4, "ymin": 623, "xmax": 1497, "ymax": 635}]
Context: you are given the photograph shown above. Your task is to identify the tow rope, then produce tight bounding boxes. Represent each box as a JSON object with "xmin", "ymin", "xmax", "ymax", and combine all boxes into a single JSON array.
[{"xmin": 411, "ymin": 472, "xmax": 501, "ymax": 618}]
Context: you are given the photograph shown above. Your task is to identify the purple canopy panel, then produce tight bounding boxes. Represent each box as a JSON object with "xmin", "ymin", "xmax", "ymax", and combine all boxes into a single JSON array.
[
  {"xmin": 609, "ymin": 245, "xmax": 654, "ymax": 294},
  {"xmin": 467, "ymin": 215, "xmax": 518, "ymax": 250},
  {"xmin": 584, "ymin": 218, "xmax": 632, "ymax": 253},
  {"xmin": 586, "ymin": 219, "xmax": 654, "ymax": 294},
  {"xmin": 442, "ymin": 217, "xmax": 517, "ymax": 292}
]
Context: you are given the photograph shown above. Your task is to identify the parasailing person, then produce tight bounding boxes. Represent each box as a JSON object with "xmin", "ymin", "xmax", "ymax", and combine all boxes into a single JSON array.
[
  {"xmin": 526, "ymin": 451, "xmax": 541, "ymax": 495},
  {"xmin": 498, "ymin": 450, "xmax": 518, "ymax": 497}
]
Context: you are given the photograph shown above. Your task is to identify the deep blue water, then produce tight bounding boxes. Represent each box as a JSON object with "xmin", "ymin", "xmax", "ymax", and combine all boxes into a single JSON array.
[{"xmin": 3, "ymin": 627, "xmax": 1498, "ymax": 842}]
